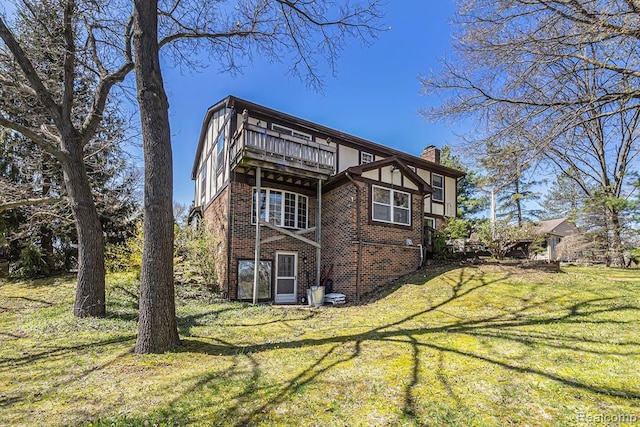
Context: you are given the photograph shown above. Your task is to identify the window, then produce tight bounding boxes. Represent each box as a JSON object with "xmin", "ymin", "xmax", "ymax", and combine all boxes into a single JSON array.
[
  {"xmin": 269, "ymin": 191, "xmax": 282, "ymax": 226},
  {"xmin": 252, "ymin": 188, "xmax": 308, "ymax": 229},
  {"xmin": 372, "ymin": 185, "xmax": 411, "ymax": 226},
  {"xmin": 200, "ymin": 163, "xmax": 207, "ymax": 204},
  {"xmin": 284, "ymin": 193, "xmax": 296, "ymax": 227},
  {"xmin": 360, "ymin": 152, "xmax": 374, "ymax": 164},
  {"xmin": 216, "ymin": 129, "xmax": 225, "ymax": 172},
  {"xmin": 237, "ymin": 260, "xmax": 271, "ymax": 300},
  {"xmin": 425, "ymin": 217, "xmax": 435, "ymax": 230},
  {"xmin": 432, "ymin": 173, "xmax": 444, "ymax": 202},
  {"xmin": 271, "ymin": 123, "xmax": 312, "ymax": 141}
]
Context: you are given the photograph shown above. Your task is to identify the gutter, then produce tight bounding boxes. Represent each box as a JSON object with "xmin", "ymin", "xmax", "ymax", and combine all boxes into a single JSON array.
[{"xmin": 345, "ymin": 172, "xmax": 361, "ymax": 302}]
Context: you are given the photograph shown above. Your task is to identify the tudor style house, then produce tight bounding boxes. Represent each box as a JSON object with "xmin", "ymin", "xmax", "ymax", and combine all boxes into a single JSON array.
[{"xmin": 189, "ymin": 96, "xmax": 464, "ymax": 303}]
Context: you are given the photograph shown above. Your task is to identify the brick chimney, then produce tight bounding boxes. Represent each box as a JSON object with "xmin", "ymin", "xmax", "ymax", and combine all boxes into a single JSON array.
[{"xmin": 421, "ymin": 145, "xmax": 440, "ymax": 164}]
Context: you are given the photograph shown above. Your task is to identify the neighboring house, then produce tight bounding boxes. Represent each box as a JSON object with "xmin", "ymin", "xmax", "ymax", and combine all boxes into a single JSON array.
[
  {"xmin": 189, "ymin": 95, "xmax": 464, "ymax": 303},
  {"xmin": 534, "ymin": 218, "xmax": 580, "ymax": 261}
]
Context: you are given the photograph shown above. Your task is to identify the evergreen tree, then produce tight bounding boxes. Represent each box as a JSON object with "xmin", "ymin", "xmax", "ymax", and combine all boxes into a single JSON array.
[
  {"xmin": 481, "ymin": 141, "xmax": 541, "ymax": 226},
  {"xmin": 438, "ymin": 145, "xmax": 488, "ymax": 239},
  {"xmin": 539, "ymin": 172, "xmax": 585, "ymax": 222}
]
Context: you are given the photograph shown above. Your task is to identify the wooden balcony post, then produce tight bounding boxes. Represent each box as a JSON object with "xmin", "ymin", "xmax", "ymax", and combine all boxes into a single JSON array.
[
  {"xmin": 253, "ymin": 166, "xmax": 261, "ymax": 305},
  {"xmin": 316, "ymin": 179, "xmax": 322, "ymax": 288}
]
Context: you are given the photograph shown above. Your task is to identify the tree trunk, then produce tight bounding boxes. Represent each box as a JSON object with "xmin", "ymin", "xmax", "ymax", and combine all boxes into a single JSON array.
[
  {"xmin": 132, "ymin": 0, "xmax": 180, "ymax": 354},
  {"xmin": 61, "ymin": 144, "xmax": 106, "ymax": 317},
  {"xmin": 606, "ymin": 208, "xmax": 625, "ymax": 268}
]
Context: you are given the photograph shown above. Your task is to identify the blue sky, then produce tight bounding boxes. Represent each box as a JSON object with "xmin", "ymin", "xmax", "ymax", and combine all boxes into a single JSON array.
[
  {"xmin": 163, "ymin": 1, "xmax": 459, "ymax": 206},
  {"xmin": 0, "ymin": 0, "xmax": 460, "ymax": 206}
]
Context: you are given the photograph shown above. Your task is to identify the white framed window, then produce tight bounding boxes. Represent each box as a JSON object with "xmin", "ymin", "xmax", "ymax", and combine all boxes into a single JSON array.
[
  {"xmin": 360, "ymin": 152, "xmax": 374, "ymax": 164},
  {"xmin": 271, "ymin": 123, "xmax": 312, "ymax": 141},
  {"xmin": 252, "ymin": 188, "xmax": 308, "ymax": 229},
  {"xmin": 425, "ymin": 217, "xmax": 435, "ymax": 229},
  {"xmin": 432, "ymin": 173, "xmax": 444, "ymax": 202},
  {"xmin": 372, "ymin": 185, "xmax": 411, "ymax": 226}
]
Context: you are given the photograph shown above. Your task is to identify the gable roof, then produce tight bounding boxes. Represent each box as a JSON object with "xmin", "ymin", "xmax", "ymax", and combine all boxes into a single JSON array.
[
  {"xmin": 191, "ymin": 95, "xmax": 466, "ymax": 180},
  {"xmin": 345, "ymin": 156, "xmax": 433, "ymax": 194},
  {"xmin": 536, "ymin": 218, "xmax": 580, "ymax": 237}
]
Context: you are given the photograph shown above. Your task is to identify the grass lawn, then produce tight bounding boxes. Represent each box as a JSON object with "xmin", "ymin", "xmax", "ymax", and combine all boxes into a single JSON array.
[{"xmin": 0, "ymin": 265, "xmax": 639, "ymax": 426}]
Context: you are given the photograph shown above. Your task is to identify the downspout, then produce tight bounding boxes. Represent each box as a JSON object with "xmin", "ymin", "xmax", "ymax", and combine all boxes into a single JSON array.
[
  {"xmin": 419, "ymin": 194, "xmax": 427, "ymax": 268},
  {"xmin": 345, "ymin": 172, "xmax": 361, "ymax": 302}
]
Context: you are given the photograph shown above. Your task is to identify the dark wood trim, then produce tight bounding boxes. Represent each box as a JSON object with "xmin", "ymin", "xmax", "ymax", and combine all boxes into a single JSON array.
[
  {"xmin": 203, "ymin": 180, "xmax": 230, "ymax": 212},
  {"xmin": 356, "ymin": 176, "xmax": 423, "ymax": 195},
  {"xmin": 238, "ymin": 173, "xmax": 318, "ymax": 198},
  {"xmin": 366, "ymin": 183, "xmax": 414, "ymax": 230}
]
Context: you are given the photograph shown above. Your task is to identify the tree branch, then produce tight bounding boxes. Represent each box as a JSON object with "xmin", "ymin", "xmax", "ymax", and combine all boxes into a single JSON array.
[
  {"xmin": 0, "ymin": 17, "xmax": 63, "ymax": 128},
  {"xmin": 0, "ymin": 197, "xmax": 60, "ymax": 213}
]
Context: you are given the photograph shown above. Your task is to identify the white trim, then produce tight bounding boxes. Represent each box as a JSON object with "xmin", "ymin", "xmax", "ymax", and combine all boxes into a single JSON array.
[
  {"xmin": 371, "ymin": 185, "xmax": 411, "ymax": 226},
  {"xmin": 275, "ymin": 251, "xmax": 297, "ymax": 304},
  {"xmin": 271, "ymin": 123, "xmax": 312, "ymax": 141},
  {"xmin": 360, "ymin": 151, "xmax": 374, "ymax": 164},
  {"xmin": 425, "ymin": 217, "xmax": 435, "ymax": 229},
  {"xmin": 252, "ymin": 187, "xmax": 308, "ymax": 229},
  {"xmin": 432, "ymin": 173, "xmax": 444, "ymax": 202}
]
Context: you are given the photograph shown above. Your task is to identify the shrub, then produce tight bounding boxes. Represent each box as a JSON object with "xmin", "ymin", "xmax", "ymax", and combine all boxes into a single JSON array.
[
  {"xmin": 105, "ymin": 222, "xmax": 142, "ymax": 274},
  {"xmin": 10, "ymin": 241, "xmax": 48, "ymax": 278}
]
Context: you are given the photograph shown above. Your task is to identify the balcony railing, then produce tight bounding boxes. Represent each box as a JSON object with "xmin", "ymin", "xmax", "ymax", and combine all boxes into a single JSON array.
[{"xmin": 229, "ymin": 122, "xmax": 336, "ymax": 179}]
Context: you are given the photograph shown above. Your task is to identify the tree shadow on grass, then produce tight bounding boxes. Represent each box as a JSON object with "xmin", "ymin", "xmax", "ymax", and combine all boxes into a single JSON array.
[
  {"xmin": 0, "ymin": 334, "xmax": 136, "ymax": 411},
  {"xmin": 0, "ymin": 334, "xmax": 136, "ymax": 371},
  {"xmin": 357, "ymin": 263, "xmax": 459, "ymax": 305},
  {"xmin": 165, "ymin": 266, "xmax": 640, "ymax": 425},
  {"xmin": 176, "ymin": 305, "xmax": 319, "ymax": 338}
]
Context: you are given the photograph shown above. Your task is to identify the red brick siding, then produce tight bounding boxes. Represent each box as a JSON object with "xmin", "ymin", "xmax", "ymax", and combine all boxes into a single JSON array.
[
  {"xmin": 202, "ymin": 187, "xmax": 229, "ymax": 293},
  {"xmin": 228, "ymin": 179, "xmax": 318, "ymax": 302},
  {"xmin": 204, "ymin": 176, "xmax": 424, "ymax": 303},
  {"xmin": 321, "ymin": 180, "xmax": 423, "ymax": 301},
  {"xmin": 321, "ymin": 182, "xmax": 358, "ymax": 297}
]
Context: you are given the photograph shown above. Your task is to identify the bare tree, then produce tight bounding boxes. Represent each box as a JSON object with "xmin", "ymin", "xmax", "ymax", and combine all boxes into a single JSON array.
[
  {"xmin": 2, "ymin": 0, "xmax": 382, "ymax": 349},
  {"xmin": 422, "ymin": 0, "xmax": 640, "ymax": 267},
  {"xmin": 0, "ymin": 0, "xmax": 134, "ymax": 315},
  {"xmin": 131, "ymin": 0, "xmax": 180, "ymax": 353},
  {"xmin": 131, "ymin": 0, "xmax": 383, "ymax": 353}
]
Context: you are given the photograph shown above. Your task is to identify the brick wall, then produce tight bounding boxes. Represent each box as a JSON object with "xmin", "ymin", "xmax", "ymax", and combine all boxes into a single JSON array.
[
  {"xmin": 322, "ymin": 179, "xmax": 423, "ymax": 301},
  {"xmin": 228, "ymin": 179, "xmax": 319, "ymax": 301},
  {"xmin": 321, "ymin": 182, "xmax": 358, "ymax": 297},
  {"xmin": 205, "ymin": 174, "xmax": 425, "ymax": 303},
  {"xmin": 202, "ymin": 187, "xmax": 229, "ymax": 293}
]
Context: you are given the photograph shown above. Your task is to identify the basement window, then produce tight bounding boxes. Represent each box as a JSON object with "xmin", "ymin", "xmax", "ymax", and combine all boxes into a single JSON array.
[{"xmin": 237, "ymin": 260, "xmax": 271, "ymax": 300}]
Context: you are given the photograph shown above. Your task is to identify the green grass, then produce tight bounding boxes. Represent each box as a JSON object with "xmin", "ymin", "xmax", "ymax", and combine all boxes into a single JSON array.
[{"xmin": 1, "ymin": 265, "xmax": 639, "ymax": 426}]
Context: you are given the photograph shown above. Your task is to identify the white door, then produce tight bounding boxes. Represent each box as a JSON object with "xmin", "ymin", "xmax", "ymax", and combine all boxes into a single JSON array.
[{"xmin": 275, "ymin": 252, "xmax": 297, "ymax": 303}]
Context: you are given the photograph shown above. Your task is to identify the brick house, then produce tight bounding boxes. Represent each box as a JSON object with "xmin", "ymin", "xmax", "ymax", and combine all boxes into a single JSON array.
[{"xmin": 189, "ymin": 96, "xmax": 464, "ymax": 303}]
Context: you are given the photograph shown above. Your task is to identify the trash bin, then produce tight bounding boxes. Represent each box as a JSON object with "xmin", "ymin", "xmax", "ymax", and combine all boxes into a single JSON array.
[{"xmin": 310, "ymin": 285, "xmax": 325, "ymax": 307}]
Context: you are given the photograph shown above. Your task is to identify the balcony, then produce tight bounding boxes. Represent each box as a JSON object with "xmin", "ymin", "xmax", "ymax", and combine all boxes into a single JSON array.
[{"xmin": 229, "ymin": 122, "xmax": 336, "ymax": 181}]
